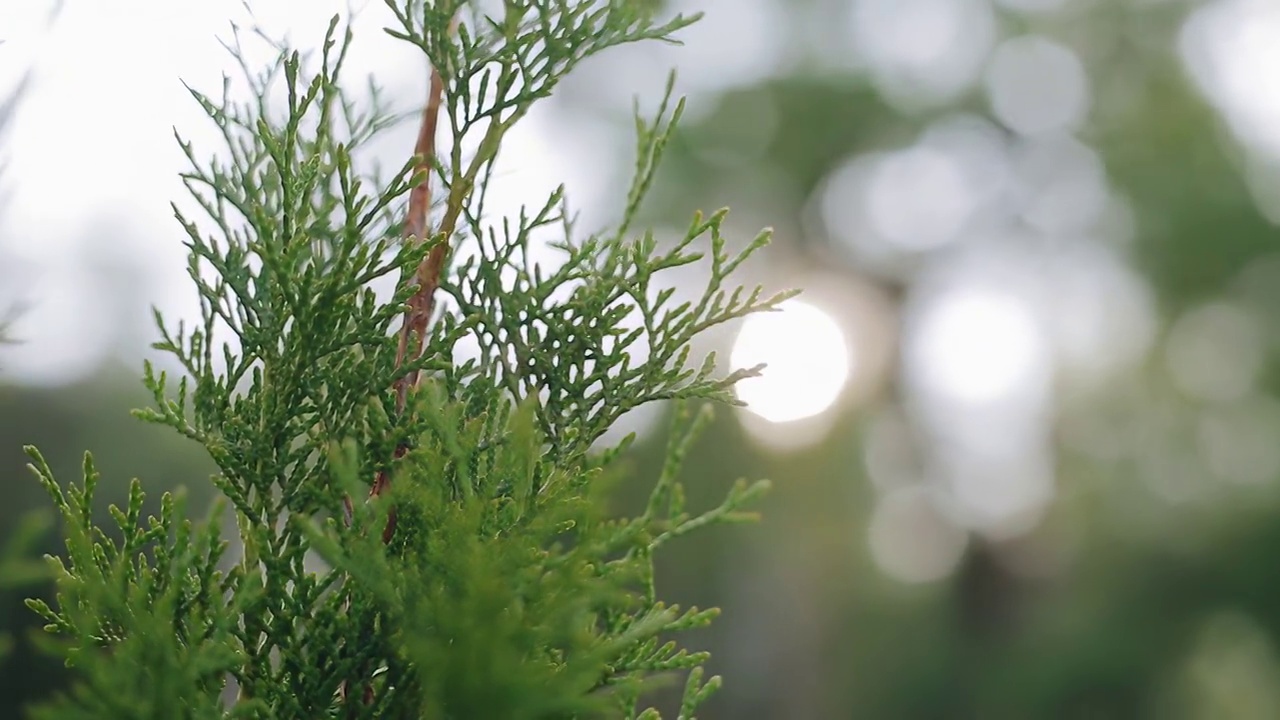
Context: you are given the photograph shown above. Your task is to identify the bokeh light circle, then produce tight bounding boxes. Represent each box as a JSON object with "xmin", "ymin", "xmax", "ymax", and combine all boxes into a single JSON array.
[
  {"xmin": 867, "ymin": 485, "xmax": 969, "ymax": 583},
  {"xmin": 907, "ymin": 288, "xmax": 1047, "ymax": 406},
  {"xmin": 732, "ymin": 300, "xmax": 851, "ymax": 423},
  {"xmin": 985, "ymin": 35, "xmax": 1090, "ymax": 136}
]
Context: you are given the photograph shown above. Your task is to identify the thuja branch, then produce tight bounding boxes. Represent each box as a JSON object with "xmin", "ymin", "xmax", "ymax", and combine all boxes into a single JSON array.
[{"xmin": 23, "ymin": 4, "xmax": 792, "ymax": 719}]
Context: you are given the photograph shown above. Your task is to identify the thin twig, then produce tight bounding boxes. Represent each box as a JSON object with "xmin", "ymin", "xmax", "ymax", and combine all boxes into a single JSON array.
[
  {"xmin": 360, "ymin": 33, "xmax": 450, "ymax": 540},
  {"xmin": 391, "ymin": 62, "xmax": 450, "ymax": 415},
  {"xmin": 341, "ymin": 16, "xmax": 456, "ymax": 535},
  {"xmin": 339, "ymin": 17, "xmax": 455, "ymax": 713}
]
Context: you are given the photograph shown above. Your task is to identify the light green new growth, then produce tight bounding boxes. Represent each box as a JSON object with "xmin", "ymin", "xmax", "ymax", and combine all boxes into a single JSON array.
[{"xmin": 23, "ymin": 2, "xmax": 793, "ymax": 718}]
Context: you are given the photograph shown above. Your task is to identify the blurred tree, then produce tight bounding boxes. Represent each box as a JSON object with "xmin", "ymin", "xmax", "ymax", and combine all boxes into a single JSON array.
[{"xmin": 549, "ymin": 0, "xmax": 1280, "ymax": 717}]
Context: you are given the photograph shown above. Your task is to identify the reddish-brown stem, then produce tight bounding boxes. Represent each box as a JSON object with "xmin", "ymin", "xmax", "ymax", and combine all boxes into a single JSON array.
[
  {"xmin": 391, "ymin": 60, "xmax": 450, "ymax": 416},
  {"xmin": 339, "ymin": 19, "xmax": 455, "ymax": 711},
  {"xmin": 340, "ymin": 22, "xmax": 452, "ymax": 532},
  {"xmin": 362, "ymin": 45, "xmax": 450, "ymax": 536}
]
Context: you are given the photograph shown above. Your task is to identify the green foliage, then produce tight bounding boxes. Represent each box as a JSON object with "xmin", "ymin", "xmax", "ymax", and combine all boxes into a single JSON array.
[
  {"xmin": 0, "ymin": 511, "xmax": 52, "ymax": 659},
  {"xmin": 22, "ymin": 2, "xmax": 788, "ymax": 718}
]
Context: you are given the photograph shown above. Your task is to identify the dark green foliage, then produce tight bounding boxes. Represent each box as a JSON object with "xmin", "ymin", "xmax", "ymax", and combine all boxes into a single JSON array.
[
  {"xmin": 22, "ymin": 2, "xmax": 786, "ymax": 718},
  {"xmin": 0, "ymin": 511, "xmax": 50, "ymax": 659}
]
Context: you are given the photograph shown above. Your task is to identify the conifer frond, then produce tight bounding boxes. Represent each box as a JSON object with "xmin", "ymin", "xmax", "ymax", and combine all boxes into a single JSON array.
[{"xmin": 25, "ymin": 3, "xmax": 791, "ymax": 718}]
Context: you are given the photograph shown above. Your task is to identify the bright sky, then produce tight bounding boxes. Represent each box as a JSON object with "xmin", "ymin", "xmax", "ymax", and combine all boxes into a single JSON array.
[
  {"xmin": 0, "ymin": 0, "xmax": 790, "ymax": 385},
  {"xmin": 0, "ymin": 0, "xmax": 622, "ymax": 383}
]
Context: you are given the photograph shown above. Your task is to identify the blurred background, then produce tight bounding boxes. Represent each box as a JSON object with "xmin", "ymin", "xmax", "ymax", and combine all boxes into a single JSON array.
[{"xmin": 5, "ymin": 0, "xmax": 1280, "ymax": 717}]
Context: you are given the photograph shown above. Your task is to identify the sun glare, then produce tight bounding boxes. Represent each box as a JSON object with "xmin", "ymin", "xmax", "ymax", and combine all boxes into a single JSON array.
[{"xmin": 731, "ymin": 299, "xmax": 852, "ymax": 423}]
